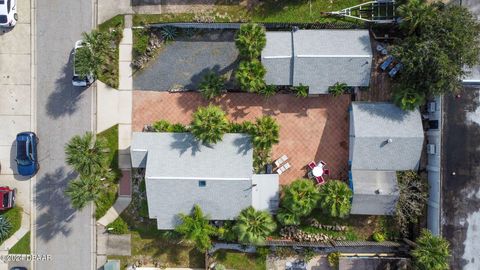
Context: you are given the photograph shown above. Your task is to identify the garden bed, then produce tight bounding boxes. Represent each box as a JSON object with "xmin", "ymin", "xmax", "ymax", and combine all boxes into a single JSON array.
[
  {"xmin": 95, "ymin": 125, "xmax": 121, "ymax": 219},
  {"xmin": 97, "ymin": 15, "xmax": 124, "ymax": 88}
]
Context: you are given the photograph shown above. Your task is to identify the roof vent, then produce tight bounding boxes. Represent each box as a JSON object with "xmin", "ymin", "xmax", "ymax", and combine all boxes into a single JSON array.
[
  {"xmin": 387, "ymin": 138, "xmax": 393, "ymax": 143},
  {"xmin": 375, "ymin": 189, "xmax": 381, "ymax": 194}
]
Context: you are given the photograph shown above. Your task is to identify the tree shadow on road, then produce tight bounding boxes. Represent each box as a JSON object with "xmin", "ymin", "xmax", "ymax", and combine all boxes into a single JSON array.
[
  {"xmin": 35, "ymin": 167, "xmax": 78, "ymax": 241},
  {"xmin": 45, "ymin": 50, "xmax": 88, "ymax": 119}
]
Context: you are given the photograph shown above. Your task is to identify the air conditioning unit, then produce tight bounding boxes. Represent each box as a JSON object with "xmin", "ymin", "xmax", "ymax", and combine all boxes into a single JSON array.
[
  {"xmin": 428, "ymin": 102, "xmax": 437, "ymax": 113},
  {"xmin": 427, "ymin": 144, "xmax": 436, "ymax": 154}
]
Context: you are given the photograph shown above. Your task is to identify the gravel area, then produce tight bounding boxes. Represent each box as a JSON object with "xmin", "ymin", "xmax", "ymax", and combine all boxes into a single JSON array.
[{"xmin": 133, "ymin": 29, "xmax": 239, "ymax": 91}]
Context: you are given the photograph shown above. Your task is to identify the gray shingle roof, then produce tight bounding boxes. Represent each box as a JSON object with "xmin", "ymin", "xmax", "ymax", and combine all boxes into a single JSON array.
[
  {"xmin": 130, "ymin": 132, "xmax": 279, "ymax": 229},
  {"xmin": 131, "ymin": 132, "xmax": 253, "ymax": 179},
  {"xmin": 261, "ymin": 30, "xmax": 372, "ymax": 94},
  {"xmin": 349, "ymin": 102, "xmax": 424, "ymax": 171},
  {"xmin": 146, "ymin": 177, "xmax": 252, "ymax": 229},
  {"xmin": 350, "ymin": 170, "xmax": 399, "ymax": 215}
]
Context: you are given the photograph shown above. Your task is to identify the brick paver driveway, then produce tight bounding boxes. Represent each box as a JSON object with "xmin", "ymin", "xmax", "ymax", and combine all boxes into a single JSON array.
[{"xmin": 133, "ymin": 91, "xmax": 350, "ymax": 185}]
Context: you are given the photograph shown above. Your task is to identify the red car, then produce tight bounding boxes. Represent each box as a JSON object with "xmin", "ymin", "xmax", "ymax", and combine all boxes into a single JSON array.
[{"xmin": 0, "ymin": 187, "xmax": 15, "ymax": 210}]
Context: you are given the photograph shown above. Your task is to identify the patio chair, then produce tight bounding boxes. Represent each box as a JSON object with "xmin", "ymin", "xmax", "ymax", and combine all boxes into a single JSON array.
[
  {"xmin": 315, "ymin": 175, "xmax": 325, "ymax": 185},
  {"xmin": 380, "ymin": 56, "xmax": 394, "ymax": 71},
  {"xmin": 389, "ymin": 63, "xmax": 403, "ymax": 77},
  {"xmin": 274, "ymin": 156, "xmax": 285, "ymax": 167},
  {"xmin": 276, "ymin": 166, "xmax": 284, "ymax": 175},
  {"xmin": 307, "ymin": 161, "xmax": 316, "ymax": 170},
  {"xmin": 320, "ymin": 160, "xmax": 327, "ymax": 167},
  {"xmin": 283, "ymin": 162, "xmax": 291, "ymax": 171},
  {"xmin": 323, "ymin": 169, "xmax": 330, "ymax": 175}
]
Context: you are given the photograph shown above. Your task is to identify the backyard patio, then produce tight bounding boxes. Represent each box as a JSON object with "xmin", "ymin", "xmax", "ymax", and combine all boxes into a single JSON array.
[{"xmin": 132, "ymin": 91, "xmax": 350, "ymax": 185}]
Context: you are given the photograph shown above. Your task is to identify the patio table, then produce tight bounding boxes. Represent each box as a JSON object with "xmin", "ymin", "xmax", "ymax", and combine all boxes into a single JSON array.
[{"xmin": 312, "ymin": 166, "xmax": 323, "ymax": 177}]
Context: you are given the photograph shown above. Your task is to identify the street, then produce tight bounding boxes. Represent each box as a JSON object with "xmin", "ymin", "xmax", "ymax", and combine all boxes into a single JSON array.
[{"xmin": 34, "ymin": 0, "xmax": 95, "ymax": 269}]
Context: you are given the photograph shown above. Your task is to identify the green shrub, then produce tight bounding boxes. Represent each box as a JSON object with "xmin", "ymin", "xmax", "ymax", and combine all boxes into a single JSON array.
[
  {"xmin": 303, "ymin": 248, "xmax": 316, "ymax": 263},
  {"xmin": 235, "ymin": 23, "xmax": 266, "ymax": 59},
  {"xmin": 236, "ymin": 60, "xmax": 266, "ymax": 93},
  {"xmin": 161, "ymin": 26, "xmax": 177, "ymax": 41},
  {"xmin": 0, "ymin": 216, "xmax": 12, "ymax": 241},
  {"xmin": 199, "ymin": 72, "xmax": 226, "ymax": 100},
  {"xmin": 133, "ymin": 28, "xmax": 150, "ymax": 57},
  {"xmin": 372, "ymin": 231, "xmax": 386, "ymax": 242},
  {"xmin": 214, "ymin": 264, "xmax": 226, "ymax": 270},
  {"xmin": 107, "ymin": 217, "xmax": 129, "ymax": 234},
  {"xmin": 328, "ymin": 82, "xmax": 348, "ymax": 97},
  {"xmin": 327, "ymin": 252, "xmax": 341, "ymax": 268},
  {"xmin": 139, "ymin": 198, "xmax": 149, "ymax": 218},
  {"xmin": 152, "ymin": 120, "xmax": 187, "ymax": 132},
  {"xmin": 393, "ymin": 84, "xmax": 426, "ymax": 111},
  {"xmin": 293, "ymin": 84, "xmax": 309, "ymax": 97},
  {"xmin": 259, "ymin": 85, "xmax": 277, "ymax": 98}
]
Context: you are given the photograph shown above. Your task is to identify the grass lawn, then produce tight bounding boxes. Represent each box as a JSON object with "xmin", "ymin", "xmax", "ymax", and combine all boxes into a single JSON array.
[
  {"xmin": 214, "ymin": 250, "xmax": 266, "ymax": 270},
  {"xmin": 132, "ymin": 0, "xmax": 367, "ymax": 25},
  {"xmin": 95, "ymin": 125, "xmax": 121, "ymax": 219},
  {"xmin": 97, "ymin": 15, "xmax": 124, "ymax": 88},
  {"xmin": 9, "ymin": 232, "xmax": 30, "ymax": 254},
  {"xmin": 0, "ymin": 207, "xmax": 22, "ymax": 246}
]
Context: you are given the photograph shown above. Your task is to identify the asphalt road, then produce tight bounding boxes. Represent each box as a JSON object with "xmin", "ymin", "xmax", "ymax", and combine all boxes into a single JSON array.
[
  {"xmin": 443, "ymin": 88, "xmax": 480, "ymax": 270},
  {"xmin": 35, "ymin": 0, "xmax": 94, "ymax": 269}
]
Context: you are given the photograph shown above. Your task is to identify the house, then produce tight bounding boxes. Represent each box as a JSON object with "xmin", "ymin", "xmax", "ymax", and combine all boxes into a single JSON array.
[
  {"xmin": 261, "ymin": 29, "xmax": 373, "ymax": 94},
  {"xmin": 130, "ymin": 132, "xmax": 280, "ymax": 230},
  {"xmin": 348, "ymin": 102, "xmax": 424, "ymax": 215}
]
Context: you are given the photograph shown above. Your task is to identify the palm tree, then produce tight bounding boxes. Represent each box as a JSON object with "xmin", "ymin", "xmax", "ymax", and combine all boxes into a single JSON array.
[
  {"xmin": 253, "ymin": 115, "xmax": 279, "ymax": 150},
  {"xmin": 318, "ymin": 180, "xmax": 352, "ymax": 218},
  {"xmin": 233, "ymin": 207, "xmax": 276, "ymax": 245},
  {"xmin": 190, "ymin": 105, "xmax": 229, "ymax": 145},
  {"xmin": 411, "ymin": 229, "xmax": 450, "ymax": 270},
  {"xmin": 175, "ymin": 204, "xmax": 217, "ymax": 252},
  {"xmin": 328, "ymin": 82, "xmax": 348, "ymax": 97},
  {"xmin": 76, "ymin": 30, "xmax": 112, "ymax": 77},
  {"xmin": 235, "ymin": 23, "xmax": 267, "ymax": 59},
  {"xmin": 65, "ymin": 132, "xmax": 109, "ymax": 177},
  {"xmin": 0, "ymin": 216, "xmax": 12, "ymax": 241},
  {"xmin": 65, "ymin": 175, "xmax": 102, "ymax": 210},
  {"xmin": 397, "ymin": 0, "xmax": 434, "ymax": 35},
  {"xmin": 199, "ymin": 72, "xmax": 226, "ymax": 100},
  {"xmin": 235, "ymin": 60, "xmax": 266, "ymax": 93},
  {"xmin": 393, "ymin": 85, "xmax": 426, "ymax": 111},
  {"xmin": 277, "ymin": 179, "xmax": 320, "ymax": 225}
]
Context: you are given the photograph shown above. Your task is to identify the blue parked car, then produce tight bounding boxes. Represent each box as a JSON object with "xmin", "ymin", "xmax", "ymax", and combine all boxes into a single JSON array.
[{"xmin": 15, "ymin": 132, "xmax": 38, "ymax": 176}]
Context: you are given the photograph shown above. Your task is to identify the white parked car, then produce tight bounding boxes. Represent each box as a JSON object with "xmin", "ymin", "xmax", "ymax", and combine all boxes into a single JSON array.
[
  {"xmin": 0, "ymin": 0, "xmax": 17, "ymax": 27},
  {"xmin": 72, "ymin": 40, "xmax": 95, "ymax": 87}
]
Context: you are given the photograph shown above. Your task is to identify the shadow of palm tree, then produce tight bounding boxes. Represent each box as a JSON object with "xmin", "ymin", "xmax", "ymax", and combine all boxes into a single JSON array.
[
  {"xmin": 46, "ymin": 49, "xmax": 88, "ymax": 119},
  {"xmin": 35, "ymin": 167, "xmax": 78, "ymax": 241}
]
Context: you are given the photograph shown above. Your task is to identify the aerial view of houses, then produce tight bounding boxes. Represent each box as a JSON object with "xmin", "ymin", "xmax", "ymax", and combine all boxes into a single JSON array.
[{"xmin": 0, "ymin": 0, "xmax": 480, "ymax": 270}]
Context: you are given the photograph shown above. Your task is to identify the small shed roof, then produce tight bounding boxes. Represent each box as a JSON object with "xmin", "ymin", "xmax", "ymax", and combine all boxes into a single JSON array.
[{"xmin": 350, "ymin": 170, "xmax": 399, "ymax": 215}]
